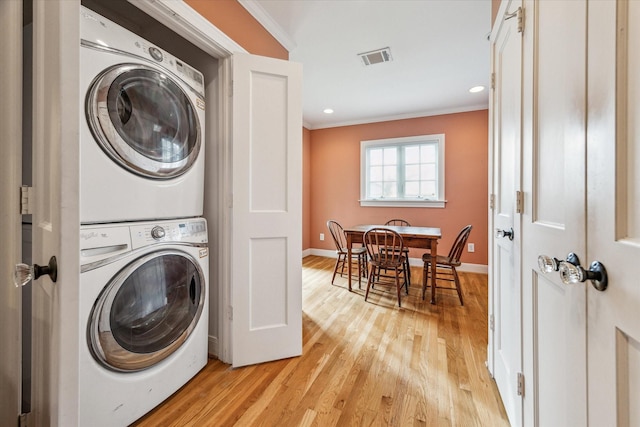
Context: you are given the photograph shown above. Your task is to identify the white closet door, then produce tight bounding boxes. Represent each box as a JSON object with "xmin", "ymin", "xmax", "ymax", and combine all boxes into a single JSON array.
[
  {"xmin": 587, "ymin": 1, "xmax": 640, "ymax": 425},
  {"xmin": 0, "ymin": 0, "xmax": 24, "ymax": 424},
  {"xmin": 231, "ymin": 52, "xmax": 303, "ymax": 367},
  {"xmin": 489, "ymin": 1, "xmax": 523, "ymax": 424},
  {"xmin": 30, "ymin": 1, "xmax": 81, "ymax": 425},
  {"xmin": 521, "ymin": 0, "xmax": 587, "ymax": 425}
]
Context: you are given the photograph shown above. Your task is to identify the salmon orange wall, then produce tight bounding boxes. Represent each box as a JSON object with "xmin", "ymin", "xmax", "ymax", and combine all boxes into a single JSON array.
[
  {"xmin": 185, "ymin": 0, "xmax": 288, "ymax": 59},
  {"xmin": 309, "ymin": 110, "xmax": 489, "ymax": 265},
  {"xmin": 303, "ymin": 128, "xmax": 312, "ymax": 250}
]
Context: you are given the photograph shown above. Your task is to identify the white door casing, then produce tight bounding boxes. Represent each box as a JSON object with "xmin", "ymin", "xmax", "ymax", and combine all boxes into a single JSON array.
[
  {"xmin": 231, "ymin": 52, "xmax": 303, "ymax": 367},
  {"xmin": 587, "ymin": 1, "xmax": 640, "ymax": 425},
  {"xmin": 489, "ymin": 1, "xmax": 523, "ymax": 424},
  {"xmin": 521, "ymin": 0, "xmax": 587, "ymax": 425},
  {"xmin": 0, "ymin": 0, "xmax": 23, "ymax": 424},
  {"xmin": 31, "ymin": 0, "xmax": 81, "ymax": 425}
]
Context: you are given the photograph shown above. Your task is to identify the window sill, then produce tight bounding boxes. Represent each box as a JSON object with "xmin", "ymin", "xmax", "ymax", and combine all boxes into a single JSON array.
[{"xmin": 359, "ymin": 199, "xmax": 446, "ymax": 208}]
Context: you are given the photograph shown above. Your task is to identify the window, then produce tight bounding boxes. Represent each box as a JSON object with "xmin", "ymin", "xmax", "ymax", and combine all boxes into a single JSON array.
[{"xmin": 360, "ymin": 134, "xmax": 445, "ymax": 207}]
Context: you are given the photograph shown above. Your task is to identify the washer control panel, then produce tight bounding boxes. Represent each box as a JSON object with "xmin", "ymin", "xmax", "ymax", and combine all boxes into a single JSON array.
[{"xmin": 130, "ymin": 218, "xmax": 208, "ymax": 249}]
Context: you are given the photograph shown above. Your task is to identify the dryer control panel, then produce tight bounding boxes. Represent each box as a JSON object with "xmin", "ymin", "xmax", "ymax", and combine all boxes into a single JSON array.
[{"xmin": 130, "ymin": 218, "xmax": 208, "ymax": 249}]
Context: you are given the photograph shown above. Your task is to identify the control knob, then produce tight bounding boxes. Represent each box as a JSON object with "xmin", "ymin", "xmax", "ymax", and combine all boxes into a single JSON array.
[{"xmin": 151, "ymin": 226, "xmax": 165, "ymax": 240}]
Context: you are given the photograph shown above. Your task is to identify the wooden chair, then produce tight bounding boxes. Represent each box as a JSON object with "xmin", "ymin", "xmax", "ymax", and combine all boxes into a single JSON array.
[
  {"xmin": 421, "ymin": 225, "xmax": 472, "ymax": 305},
  {"xmin": 326, "ymin": 220, "xmax": 367, "ymax": 288},
  {"xmin": 384, "ymin": 219, "xmax": 412, "ymax": 289},
  {"xmin": 363, "ymin": 227, "xmax": 407, "ymax": 307}
]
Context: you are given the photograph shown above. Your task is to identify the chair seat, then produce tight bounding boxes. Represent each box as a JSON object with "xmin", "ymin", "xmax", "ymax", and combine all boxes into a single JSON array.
[
  {"xmin": 370, "ymin": 254, "xmax": 406, "ymax": 269},
  {"xmin": 422, "ymin": 253, "xmax": 461, "ymax": 267},
  {"xmin": 340, "ymin": 247, "xmax": 367, "ymax": 256}
]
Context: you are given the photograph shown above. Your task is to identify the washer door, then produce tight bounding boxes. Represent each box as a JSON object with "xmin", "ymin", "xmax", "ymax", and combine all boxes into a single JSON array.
[
  {"xmin": 86, "ymin": 63, "xmax": 202, "ymax": 179},
  {"xmin": 88, "ymin": 250, "xmax": 205, "ymax": 372}
]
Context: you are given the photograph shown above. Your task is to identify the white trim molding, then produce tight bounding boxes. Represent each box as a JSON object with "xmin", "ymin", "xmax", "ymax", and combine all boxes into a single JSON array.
[{"xmin": 238, "ymin": 0, "xmax": 297, "ymax": 52}]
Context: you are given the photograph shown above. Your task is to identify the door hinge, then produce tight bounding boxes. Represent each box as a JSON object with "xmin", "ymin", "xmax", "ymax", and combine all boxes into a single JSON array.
[
  {"xmin": 491, "ymin": 73, "xmax": 495, "ymax": 90},
  {"xmin": 489, "ymin": 314, "xmax": 495, "ymax": 331},
  {"xmin": 19, "ymin": 412, "xmax": 31, "ymax": 427},
  {"xmin": 229, "ymin": 80, "xmax": 233, "ymax": 97},
  {"xmin": 490, "ymin": 193, "xmax": 495, "ymax": 210},
  {"xmin": 505, "ymin": 7, "xmax": 524, "ymax": 33},
  {"xmin": 228, "ymin": 305, "xmax": 233, "ymax": 321},
  {"xmin": 20, "ymin": 186, "xmax": 33, "ymax": 215},
  {"xmin": 517, "ymin": 372, "xmax": 525, "ymax": 396},
  {"xmin": 515, "ymin": 191, "xmax": 524, "ymax": 214}
]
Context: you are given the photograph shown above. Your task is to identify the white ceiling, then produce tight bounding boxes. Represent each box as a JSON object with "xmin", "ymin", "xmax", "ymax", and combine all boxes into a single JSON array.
[{"xmin": 240, "ymin": 0, "xmax": 492, "ymax": 130}]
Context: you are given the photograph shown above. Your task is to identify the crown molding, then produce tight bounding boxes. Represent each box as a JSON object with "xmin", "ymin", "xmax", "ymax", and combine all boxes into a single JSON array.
[{"xmin": 238, "ymin": 0, "xmax": 297, "ymax": 52}]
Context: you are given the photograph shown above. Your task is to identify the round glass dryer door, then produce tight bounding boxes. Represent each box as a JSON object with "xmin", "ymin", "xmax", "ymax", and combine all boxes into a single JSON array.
[
  {"xmin": 88, "ymin": 250, "xmax": 205, "ymax": 372},
  {"xmin": 86, "ymin": 63, "xmax": 202, "ymax": 179}
]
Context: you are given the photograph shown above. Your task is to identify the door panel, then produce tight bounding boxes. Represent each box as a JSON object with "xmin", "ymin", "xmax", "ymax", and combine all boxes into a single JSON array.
[
  {"xmin": 521, "ymin": 0, "xmax": 587, "ymax": 424},
  {"xmin": 231, "ymin": 53, "xmax": 303, "ymax": 368},
  {"xmin": 490, "ymin": 1, "xmax": 522, "ymax": 424},
  {"xmin": 587, "ymin": 1, "xmax": 640, "ymax": 425},
  {"xmin": 31, "ymin": 1, "xmax": 80, "ymax": 425},
  {"xmin": 0, "ymin": 0, "xmax": 23, "ymax": 424}
]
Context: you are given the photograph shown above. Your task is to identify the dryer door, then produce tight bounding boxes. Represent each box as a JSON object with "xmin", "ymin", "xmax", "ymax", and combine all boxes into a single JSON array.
[
  {"xmin": 88, "ymin": 249, "xmax": 205, "ymax": 372},
  {"xmin": 86, "ymin": 64, "xmax": 202, "ymax": 179}
]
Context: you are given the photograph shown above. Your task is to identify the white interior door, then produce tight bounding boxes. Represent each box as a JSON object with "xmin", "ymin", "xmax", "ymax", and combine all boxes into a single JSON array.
[
  {"xmin": 0, "ymin": 0, "xmax": 24, "ymax": 424},
  {"xmin": 489, "ymin": 1, "xmax": 523, "ymax": 424},
  {"xmin": 30, "ymin": 1, "xmax": 80, "ymax": 425},
  {"xmin": 521, "ymin": 0, "xmax": 587, "ymax": 425},
  {"xmin": 231, "ymin": 53, "xmax": 303, "ymax": 367},
  {"xmin": 587, "ymin": 1, "xmax": 640, "ymax": 425}
]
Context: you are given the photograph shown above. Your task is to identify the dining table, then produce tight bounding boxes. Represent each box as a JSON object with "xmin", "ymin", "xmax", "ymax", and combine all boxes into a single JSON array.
[{"xmin": 343, "ymin": 224, "xmax": 442, "ymax": 304}]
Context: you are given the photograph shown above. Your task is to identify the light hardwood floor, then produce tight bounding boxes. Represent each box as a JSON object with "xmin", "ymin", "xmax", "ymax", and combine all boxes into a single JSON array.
[{"xmin": 134, "ymin": 256, "xmax": 509, "ymax": 426}]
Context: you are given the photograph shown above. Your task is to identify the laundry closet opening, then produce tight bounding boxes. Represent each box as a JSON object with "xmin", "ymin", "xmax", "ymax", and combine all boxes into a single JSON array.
[{"xmin": 81, "ymin": 0, "xmax": 222, "ymax": 356}]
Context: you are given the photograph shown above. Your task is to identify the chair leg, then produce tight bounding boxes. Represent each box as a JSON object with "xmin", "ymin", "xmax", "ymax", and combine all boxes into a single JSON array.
[
  {"xmin": 357, "ymin": 255, "xmax": 362, "ymax": 289},
  {"xmin": 331, "ymin": 253, "xmax": 343, "ymax": 284},
  {"xmin": 395, "ymin": 268, "xmax": 402, "ymax": 307},
  {"xmin": 365, "ymin": 264, "xmax": 375, "ymax": 302},
  {"xmin": 421, "ymin": 262, "xmax": 428, "ymax": 300},
  {"xmin": 452, "ymin": 266, "xmax": 464, "ymax": 306},
  {"xmin": 404, "ymin": 258, "xmax": 410, "ymax": 294}
]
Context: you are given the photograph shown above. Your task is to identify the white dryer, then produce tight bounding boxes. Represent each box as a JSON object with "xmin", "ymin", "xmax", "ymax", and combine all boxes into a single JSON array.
[
  {"xmin": 79, "ymin": 217, "xmax": 209, "ymax": 426},
  {"xmin": 80, "ymin": 7, "xmax": 206, "ymax": 224}
]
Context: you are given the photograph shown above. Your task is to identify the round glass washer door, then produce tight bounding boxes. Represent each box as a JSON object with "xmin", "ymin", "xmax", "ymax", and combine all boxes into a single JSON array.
[
  {"xmin": 88, "ymin": 250, "xmax": 205, "ymax": 372},
  {"xmin": 86, "ymin": 63, "xmax": 202, "ymax": 179}
]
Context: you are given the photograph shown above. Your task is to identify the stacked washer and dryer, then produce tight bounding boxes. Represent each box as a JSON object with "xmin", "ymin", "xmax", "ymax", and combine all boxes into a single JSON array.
[{"xmin": 78, "ymin": 7, "xmax": 209, "ymax": 426}]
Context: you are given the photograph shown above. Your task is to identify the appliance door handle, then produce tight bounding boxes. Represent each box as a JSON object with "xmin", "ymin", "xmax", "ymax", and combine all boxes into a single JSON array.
[{"xmin": 81, "ymin": 244, "xmax": 129, "ymax": 258}]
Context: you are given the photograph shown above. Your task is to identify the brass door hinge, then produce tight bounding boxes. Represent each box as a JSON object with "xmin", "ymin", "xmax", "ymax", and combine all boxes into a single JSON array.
[
  {"xmin": 516, "ymin": 191, "xmax": 524, "ymax": 214},
  {"xmin": 20, "ymin": 186, "xmax": 32, "ymax": 215}
]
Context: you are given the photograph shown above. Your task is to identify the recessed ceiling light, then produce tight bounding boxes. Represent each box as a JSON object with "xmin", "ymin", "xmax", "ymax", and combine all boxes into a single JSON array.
[
  {"xmin": 469, "ymin": 86, "xmax": 485, "ymax": 93},
  {"xmin": 323, "ymin": 108, "xmax": 334, "ymax": 114}
]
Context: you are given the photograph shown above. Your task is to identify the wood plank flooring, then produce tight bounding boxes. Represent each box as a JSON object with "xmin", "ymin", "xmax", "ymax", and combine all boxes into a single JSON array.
[{"xmin": 133, "ymin": 256, "xmax": 509, "ymax": 426}]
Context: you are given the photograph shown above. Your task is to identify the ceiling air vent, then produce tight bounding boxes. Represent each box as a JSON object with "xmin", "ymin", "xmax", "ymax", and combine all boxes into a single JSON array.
[{"xmin": 358, "ymin": 47, "xmax": 393, "ymax": 66}]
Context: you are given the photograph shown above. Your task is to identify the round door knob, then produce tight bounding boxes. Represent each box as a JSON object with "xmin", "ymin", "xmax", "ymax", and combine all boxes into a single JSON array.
[
  {"xmin": 495, "ymin": 228, "xmax": 514, "ymax": 240},
  {"xmin": 151, "ymin": 226, "xmax": 165, "ymax": 240},
  {"xmin": 558, "ymin": 259, "xmax": 608, "ymax": 291},
  {"xmin": 14, "ymin": 256, "xmax": 58, "ymax": 287}
]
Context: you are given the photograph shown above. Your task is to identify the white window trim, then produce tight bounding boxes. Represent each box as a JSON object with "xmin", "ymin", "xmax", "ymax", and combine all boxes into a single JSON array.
[{"xmin": 360, "ymin": 134, "xmax": 446, "ymax": 208}]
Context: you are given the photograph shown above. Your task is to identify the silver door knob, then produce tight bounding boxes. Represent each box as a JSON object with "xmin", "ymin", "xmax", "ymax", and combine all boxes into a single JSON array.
[
  {"xmin": 495, "ymin": 228, "xmax": 514, "ymax": 240},
  {"xmin": 558, "ymin": 259, "xmax": 608, "ymax": 291},
  {"xmin": 537, "ymin": 252, "xmax": 580, "ymax": 273},
  {"xmin": 14, "ymin": 256, "xmax": 58, "ymax": 287}
]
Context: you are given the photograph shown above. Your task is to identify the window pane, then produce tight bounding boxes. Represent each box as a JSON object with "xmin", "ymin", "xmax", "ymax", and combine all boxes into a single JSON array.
[
  {"xmin": 369, "ymin": 148, "xmax": 383, "ymax": 165},
  {"xmin": 421, "ymin": 164, "xmax": 436, "ymax": 180},
  {"xmin": 405, "ymin": 145, "xmax": 419, "ymax": 163},
  {"xmin": 421, "ymin": 145, "xmax": 436, "ymax": 163},
  {"xmin": 405, "ymin": 181, "xmax": 419, "ymax": 197},
  {"xmin": 421, "ymin": 180, "xmax": 436, "ymax": 198},
  {"xmin": 383, "ymin": 182, "xmax": 397, "ymax": 198},
  {"xmin": 383, "ymin": 165, "xmax": 396, "ymax": 181},
  {"xmin": 370, "ymin": 165, "xmax": 382, "ymax": 181},
  {"xmin": 383, "ymin": 147, "xmax": 397, "ymax": 164},
  {"xmin": 406, "ymin": 164, "xmax": 420, "ymax": 180},
  {"xmin": 369, "ymin": 182, "xmax": 382, "ymax": 198}
]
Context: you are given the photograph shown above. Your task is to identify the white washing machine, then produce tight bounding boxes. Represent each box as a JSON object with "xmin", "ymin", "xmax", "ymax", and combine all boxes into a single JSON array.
[
  {"xmin": 80, "ymin": 7, "xmax": 206, "ymax": 224},
  {"xmin": 78, "ymin": 217, "xmax": 209, "ymax": 426}
]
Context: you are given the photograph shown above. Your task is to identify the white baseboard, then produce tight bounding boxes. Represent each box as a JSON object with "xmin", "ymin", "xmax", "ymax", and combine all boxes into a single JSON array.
[
  {"xmin": 208, "ymin": 335, "xmax": 218, "ymax": 358},
  {"xmin": 305, "ymin": 248, "xmax": 487, "ymax": 274}
]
